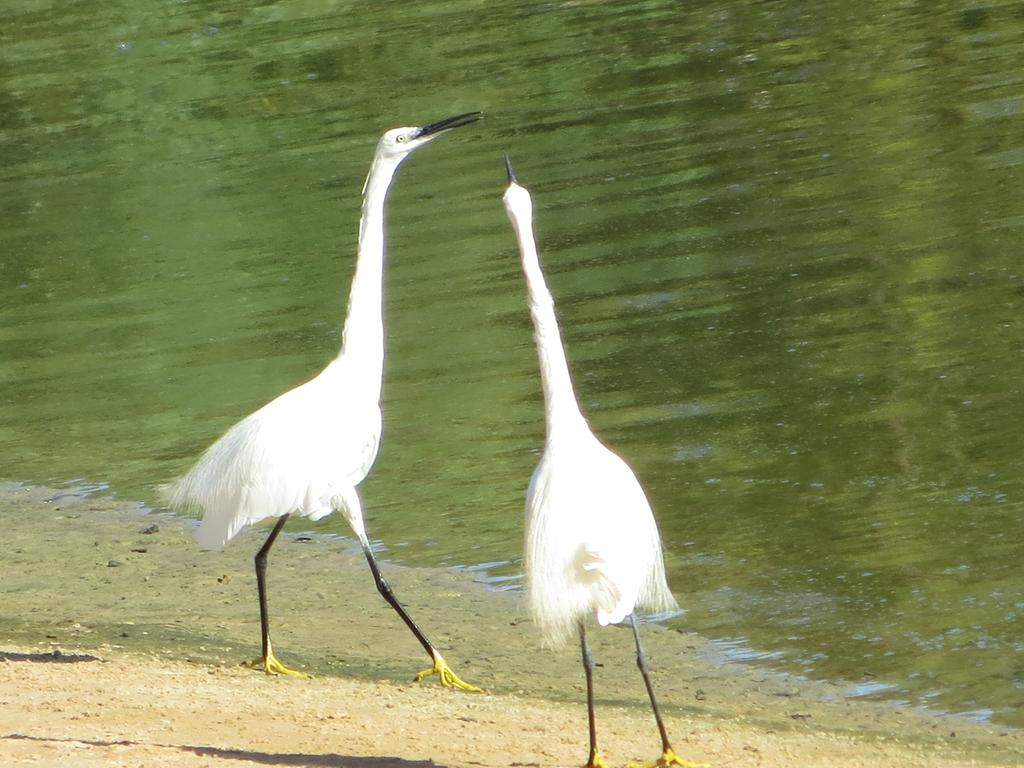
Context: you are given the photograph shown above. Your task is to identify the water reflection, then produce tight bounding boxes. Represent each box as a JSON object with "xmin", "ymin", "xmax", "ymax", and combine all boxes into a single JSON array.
[{"xmin": 2, "ymin": 0, "xmax": 1023, "ymax": 727}]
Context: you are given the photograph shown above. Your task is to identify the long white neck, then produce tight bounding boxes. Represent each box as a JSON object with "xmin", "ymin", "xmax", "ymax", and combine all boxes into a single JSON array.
[
  {"xmin": 337, "ymin": 152, "xmax": 402, "ymax": 390},
  {"xmin": 511, "ymin": 205, "xmax": 589, "ymax": 441}
]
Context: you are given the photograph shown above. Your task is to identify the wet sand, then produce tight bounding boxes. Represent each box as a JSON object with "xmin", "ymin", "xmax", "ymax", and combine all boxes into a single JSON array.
[{"xmin": 1, "ymin": 484, "xmax": 1020, "ymax": 767}]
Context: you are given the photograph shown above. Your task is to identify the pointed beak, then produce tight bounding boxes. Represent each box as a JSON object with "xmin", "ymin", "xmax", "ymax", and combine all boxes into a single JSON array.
[
  {"xmin": 415, "ymin": 111, "xmax": 482, "ymax": 139},
  {"xmin": 504, "ymin": 153, "xmax": 517, "ymax": 184}
]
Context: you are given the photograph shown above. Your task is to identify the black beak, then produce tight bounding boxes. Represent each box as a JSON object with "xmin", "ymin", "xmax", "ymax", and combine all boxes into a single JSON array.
[
  {"xmin": 416, "ymin": 111, "xmax": 482, "ymax": 138},
  {"xmin": 504, "ymin": 153, "xmax": 517, "ymax": 184}
]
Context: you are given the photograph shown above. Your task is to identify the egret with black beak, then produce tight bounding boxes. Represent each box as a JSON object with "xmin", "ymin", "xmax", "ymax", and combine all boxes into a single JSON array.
[
  {"xmin": 502, "ymin": 155, "xmax": 707, "ymax": 767},
  {"xmin": 166, "ymin": 113, "xmax": 483, "ymax": 691}
]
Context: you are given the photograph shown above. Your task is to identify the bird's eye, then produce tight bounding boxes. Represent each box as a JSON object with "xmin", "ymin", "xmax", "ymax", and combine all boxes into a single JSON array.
[{"xmin": 396, "ymin": 135, "xmax": 407, "ymax": 143}]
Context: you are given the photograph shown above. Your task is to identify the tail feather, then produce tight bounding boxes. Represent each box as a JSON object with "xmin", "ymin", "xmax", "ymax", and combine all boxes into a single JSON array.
[
  {"xmin": 193, "ymin": 511, "xmax": 245, "ymax": 550},
  {"xmin": 578, "ymin": 545, "xmax": 634, "ymax": 627}
]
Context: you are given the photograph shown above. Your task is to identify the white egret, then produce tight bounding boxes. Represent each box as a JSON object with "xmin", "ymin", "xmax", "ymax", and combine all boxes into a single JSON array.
[
  {"xmin": 502, "ymin": 156, "xmax": 707, "ymax": 768},
  {"xmin": 165, "ymin": 113, "xmax": 482, "ymax": 691}
]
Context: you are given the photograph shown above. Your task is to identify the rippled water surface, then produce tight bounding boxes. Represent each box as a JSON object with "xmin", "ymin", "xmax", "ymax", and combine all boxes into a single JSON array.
[{"xmin": 3, "ymin": 1, "xmax": 1023, "ymax": 726}]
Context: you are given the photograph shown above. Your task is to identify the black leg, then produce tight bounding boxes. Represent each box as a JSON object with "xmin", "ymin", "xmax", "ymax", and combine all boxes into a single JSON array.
[
  {"xmin": 359, "ymin": 539, "xmax": 480, "ymax": 691},
  {"xmin": 360, "ymin": 540, "xmax": 437, "ymax": 660},
  {"xmin": 254, "ymin": 513, "xmax": 290, "ymax": 659},
  {"xmin": 580, "ymin": 622, "xmax": 600, "ymax": 767},
  {"xmin": 629, "ymin": 613, "xmax": 672, "ymax": 754}
]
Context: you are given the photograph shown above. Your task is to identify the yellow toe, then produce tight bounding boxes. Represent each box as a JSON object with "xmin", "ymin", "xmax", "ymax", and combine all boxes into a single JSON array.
[
  {"xmin": 414, "ymin": 651, "xmax": 483, "ymax": 692},
  {"xmin": 242, "ymin": 643, "xmax": 310, "ymax": 678}
]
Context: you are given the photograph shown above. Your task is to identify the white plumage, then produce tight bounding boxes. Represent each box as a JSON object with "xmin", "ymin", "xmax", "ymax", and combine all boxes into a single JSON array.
[
  {"xmin": 525, "ymin": 432, "xmax": 675, "ymax": 645},
  {"xmin": 503, "ymin": 157, "xmax": 704, "ymax": 768},
  {"xmin": 170, "ymin": 357, "xmax": 380, "ymax": 550},
  {"xmin": 502, "ymin": 179, "xmax": 676, "ymax": 647},
  {"xmin": 164, "ymin": 114, "xmax": 482, "ymax": 691}
]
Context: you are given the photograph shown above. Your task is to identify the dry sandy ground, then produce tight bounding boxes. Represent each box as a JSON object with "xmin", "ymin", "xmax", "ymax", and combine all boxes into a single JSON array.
[
  {"xmin": 1, "ymin": 484, "xmax": 1021, "ymax": 767},
  {"xmin": 0, "ymin": 648, "xmax": 1018, "ymax": 768}
]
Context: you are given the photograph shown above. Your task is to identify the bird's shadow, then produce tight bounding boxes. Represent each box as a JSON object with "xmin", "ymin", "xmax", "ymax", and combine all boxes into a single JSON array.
[
  {"xmin": 186, "ymin": 744, "xmax": 442, "ymax": 767},
  {"xmin": 3, "ymin": 734, "xmax": 444, "ymax": 768},
  {"xmin": 0, "ymin": 650, "xmax": 102, "ymax": 663}
]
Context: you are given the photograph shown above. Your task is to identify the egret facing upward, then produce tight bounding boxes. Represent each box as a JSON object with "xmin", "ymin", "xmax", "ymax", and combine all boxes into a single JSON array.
[
  {"xmin": 166, "ymin": 113, "xmax": 482, "ymax": 691},
  {"xmin": 502, "ymin": 156, "xmax": 706, "ymax": 768}
]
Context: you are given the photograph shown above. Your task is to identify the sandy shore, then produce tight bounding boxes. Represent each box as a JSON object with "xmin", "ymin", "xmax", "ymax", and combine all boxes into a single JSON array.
[{"xmin": 1, "ymin": 484, "xmax": 1020, "ymax": 767}]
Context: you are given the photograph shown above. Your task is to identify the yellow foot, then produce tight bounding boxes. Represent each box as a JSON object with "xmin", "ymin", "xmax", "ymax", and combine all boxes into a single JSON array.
[
  {"xmin": 585, "ymin": 752, "xmax": 612, "ymax": 768},
  {"xmin": 627, "ymin": 748, "xmax": 710, "ymax": 768},
  {"xmin": 242, "ymin": 643, "xmax": 310, "ymax": 678},
  {"xmin": 414, "ymin": 650, "xmax": 483, "ymax": 692}
]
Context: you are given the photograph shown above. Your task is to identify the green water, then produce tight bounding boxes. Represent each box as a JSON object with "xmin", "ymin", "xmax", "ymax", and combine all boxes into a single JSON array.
[{"xmin": 3, "ymin": 0, "xmax": 1023, "ymax": 727}]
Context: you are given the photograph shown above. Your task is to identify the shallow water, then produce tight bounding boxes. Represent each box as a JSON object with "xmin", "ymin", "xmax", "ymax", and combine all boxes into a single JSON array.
[{"xmin": 3, "ymin": 1, "xmax": 1023, "ymax": 726}]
